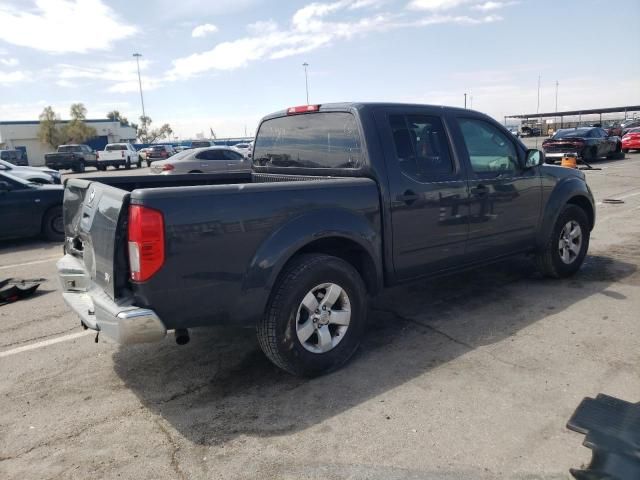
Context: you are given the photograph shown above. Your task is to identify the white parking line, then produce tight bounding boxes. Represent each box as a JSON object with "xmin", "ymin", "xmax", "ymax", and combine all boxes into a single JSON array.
[
  {"xmin": 0, "ymin": 256, "xmax": 59, "ymax": 270},
  {"xmin": 0, "ymin": 330, "xmax": 92, "ymax": 358}
]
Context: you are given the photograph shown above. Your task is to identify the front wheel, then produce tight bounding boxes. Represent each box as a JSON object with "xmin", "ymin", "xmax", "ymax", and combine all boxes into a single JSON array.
[
  {"xmin": 137, "ymin": 156, "xmax": 142, "ymax": 168},
  {"xmin": 42, "ymin": 206, "xmax": 64, "ymax": 242},
  {"xmin": 257, "ymin": 254, "xmax": 368, "ymax": 377},
  {"xmin": 536, "ymin": 204, "xmax": 590, "ymax": 278},
  {"xmin": 73, "ymin": 160, "xmax": 86, "ymax": 173}
]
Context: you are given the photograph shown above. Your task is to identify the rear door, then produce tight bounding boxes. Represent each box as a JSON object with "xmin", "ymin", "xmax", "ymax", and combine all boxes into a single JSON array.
[
  {"xmin": 63, "ymin": 179, "xmax": 130, "ymax": 299},
  {"xmin": 450, "ymin": 115, "xmax": 542, "ymax": 258},
  {"xmin": 0, "ymin": 176, "xmax": 42, "ymax": 237},
  {"xmin": 374, "ymin": 106, "xmax": 470, "ymax": 280},
  {"xmin": 194, "ymin": 149, "xmax": 229, "ymax": 172}
]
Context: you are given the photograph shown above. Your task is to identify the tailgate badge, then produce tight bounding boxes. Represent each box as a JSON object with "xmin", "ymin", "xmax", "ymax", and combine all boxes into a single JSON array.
[
  {"xmin": 88, "ymin": 188, "xmax": 96, "ymax": 205},
  {"xmin": 104, "ymin": 272, "xmax": 111, "ymax": 283}
]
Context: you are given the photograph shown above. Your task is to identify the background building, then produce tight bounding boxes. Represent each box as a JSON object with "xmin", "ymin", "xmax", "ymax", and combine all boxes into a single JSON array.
[{"xmin": 0, "ymin": 119, "xmax": 137, "ymax": 166}]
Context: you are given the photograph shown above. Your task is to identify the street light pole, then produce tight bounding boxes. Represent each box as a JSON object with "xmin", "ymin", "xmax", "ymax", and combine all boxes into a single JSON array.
[
  {"xmin": 302, "ymin": 62, "xmax": 310, "ymax": 104},
  {"xmin": 464, "ymin": 93, "xmax": 467, "ymax": 109},
  {"xmin": 133, "ymin": 53, "xmax": 146, "ymax": 119}
]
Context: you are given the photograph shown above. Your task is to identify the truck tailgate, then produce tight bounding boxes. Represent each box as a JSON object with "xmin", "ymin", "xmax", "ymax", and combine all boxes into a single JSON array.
[{"xmin": 63, "ymin": 178, "xmax": 129, "ymax": 300}]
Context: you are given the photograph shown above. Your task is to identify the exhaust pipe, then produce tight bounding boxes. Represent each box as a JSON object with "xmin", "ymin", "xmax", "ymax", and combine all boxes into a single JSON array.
[{"xmin": 174, "ymin": 329, "xmax": 190, "ymax": 345}]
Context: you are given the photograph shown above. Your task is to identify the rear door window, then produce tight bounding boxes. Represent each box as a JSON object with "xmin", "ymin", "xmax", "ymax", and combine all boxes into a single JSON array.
[
  {"xmin": 388, "ymin": 114, "xmax": 454, "ymax": 180},
  {"xmin": 253, "ymin": 112, "xmax": 362, "ymax": 169},
  {"xmin": 195, "ymin": 149, "xmax": 226, "ymax": 160}
]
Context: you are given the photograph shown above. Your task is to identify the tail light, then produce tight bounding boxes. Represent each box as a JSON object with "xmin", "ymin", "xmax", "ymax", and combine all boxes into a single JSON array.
[
  {"xmin": 162, "ymin": 164, "xmax": 174, "ymax": 171},
  {"xmin": 128, "ymin": 205, "xmax": 165, "ymax": 282},
  {"xmin": 287, "ymin": 104, "xmax": 320, "ymax": 115}
]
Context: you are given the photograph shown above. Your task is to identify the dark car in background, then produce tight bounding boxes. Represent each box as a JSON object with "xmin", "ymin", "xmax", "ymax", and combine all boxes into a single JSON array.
[
  {"xmin": 542, "ymin": 127, "xmax": 622, "ymax": 163},
  {"xmin": 620, "ymin": 119, "xmax": 640, "ymax": 136},
  {"xmin": 45, "ymin": 144, "xmax": 98, "ymax": 172},
  {"xmin": 144, "ymin": 145, "xmax": 175, "ymax": 166},
  {"xmin": 0, "ymin": 149, "xmax": 28, "ymax": 166},
  {"xmin": 0, "ymin": 171, "xmax": 64, "ymax": 242}
]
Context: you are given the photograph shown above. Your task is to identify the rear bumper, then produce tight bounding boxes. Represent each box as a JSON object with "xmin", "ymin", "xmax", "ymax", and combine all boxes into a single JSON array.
[{"xmin": 57, "ymin": 254, "xmax": 167, "ymax": 344}]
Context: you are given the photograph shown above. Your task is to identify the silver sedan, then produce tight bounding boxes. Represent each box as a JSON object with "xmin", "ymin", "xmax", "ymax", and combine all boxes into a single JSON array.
[{"xmin": 149, "ymin": 147, "xmax": 251, "ymax": 175}]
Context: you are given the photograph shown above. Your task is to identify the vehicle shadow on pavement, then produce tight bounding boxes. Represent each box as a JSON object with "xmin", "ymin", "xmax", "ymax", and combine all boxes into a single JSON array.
[{"xmin": 112, "ymin": 252, "xmax": 637, "ymax": 446}]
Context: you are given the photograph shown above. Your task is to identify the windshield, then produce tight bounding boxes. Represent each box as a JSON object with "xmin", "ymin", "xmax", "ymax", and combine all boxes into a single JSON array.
[
  {"xmin": 106, "ymin": 144, "xmax": 127, "ymax": 151},
  {"xmin": 58, "ymin": 145, "xmax": 82, "ymax": 153},
  {"xmin": 553, "ymin": 128, "xmax": 592, "ymax": 139},
  {"xmin": 253, "ymin": 112, "xmax": 362, "ymax": 169}
]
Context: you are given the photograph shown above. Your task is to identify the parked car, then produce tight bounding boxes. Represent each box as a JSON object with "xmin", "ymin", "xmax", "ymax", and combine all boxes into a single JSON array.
[
  {"xmin": 190, "ymin": 140, "xmax": 212, "ymax": 148},
  {"xmin": 0, "ymin": 149, "xmax": 28, "ymax": 166},
  {"xmin": 150, "ymin": 147, "xmax": 249, "ymax": 174},
  {"xmin": 603, "ymin": 123, "xmax": 624, "ymax": 137},
  {"xmin": 96, "ymin": 143, "xmax": 141, "ymax": 170},
  {"xmin": 144, "ymin": 145, "xmax": 176, "ymax": 167},
  {"xmin": 621, "ymin": 127, "xmax": 640, "ymax": 153},
  {"xmin": 0, "ymin": 171, "xmax": 64, "ymax": 242},
  {"xmin": 57, "ymin": 102, "xmax": 595, "ymax": 377},
  {"xmin": 542, "ymin": 127, "xmax": 622, "ymax": 162},
  {"xmin": 45, "ymin": 144, "xmax": 97, "ymax": 172},
  {"xmin": 507, "ymin": 126, "xmax": 520, "ymax": 137},
  {"xmin": 620, "ymin": 119, "xmax": 640, "ymax": 136},
  {"xmin": 0, "ymin": 159, "xmax": 61, "ymax": 184},
  {"xmin": 232, "ymin": 142, "xmax": 253, "ymax": 158},
  {"xmin": 521, "ymin": 125, "xmax": 542, "ymax": 137}
]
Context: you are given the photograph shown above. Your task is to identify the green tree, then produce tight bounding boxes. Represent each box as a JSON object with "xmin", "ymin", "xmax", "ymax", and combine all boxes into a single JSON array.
[
  {"xmin": 62, "ymin": 103, "xmax": 96, "ymax": 144},
  {"xmin": 106, "ymin": 110, "xmax": 130, "ymax": 126},
  {"xmin": 37, "ymin": 106, "xmax": 62, "ymax": 149},
  {"xmin": 136, "ymin": 115, "xmax": 173, "ymax": 143}
]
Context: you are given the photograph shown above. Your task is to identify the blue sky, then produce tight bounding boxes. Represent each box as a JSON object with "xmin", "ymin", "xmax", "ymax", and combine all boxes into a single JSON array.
[{"xmin": 1, "ymin": 0, "xmax": 639, "ymax": 138}]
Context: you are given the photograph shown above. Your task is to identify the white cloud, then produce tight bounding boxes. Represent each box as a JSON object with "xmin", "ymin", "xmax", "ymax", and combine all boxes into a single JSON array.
[
  {"xmin": 0, "ymin": 70, "xmax": 30, "ymax": 85},
  {"xmin": 192, "ymin": 23, "xmax": 219, "ymax": 38},
  {"xmin": 407, "ymin": 0, "xmax": 471, "ymax": 11},
  {"xmin": 54, "ymin": 59, "xmax": 166, "ymax": 93},
  {"xmin": 473, "ymin": 1, "xmax": 517, "ymax": 11},
  {"xmin": 169, "ymin": 0, "xmax": 499, "ymax": 79},
  {"xmin": 0, "ymin": 57, "xmax": 19, "ymax": 67},
  {"xmin": 0, "ymin": 0, "xmax": 137, "ymax": 53}
]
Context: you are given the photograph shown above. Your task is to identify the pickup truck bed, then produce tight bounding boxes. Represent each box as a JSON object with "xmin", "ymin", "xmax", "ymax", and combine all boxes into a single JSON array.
[
  {"xmin": 58, "ymin": 102, "xmax": 595, "ymax": 376},
  {"xmin": 59, "ymin": 172, "xmax": 380, "ymax": 343}
]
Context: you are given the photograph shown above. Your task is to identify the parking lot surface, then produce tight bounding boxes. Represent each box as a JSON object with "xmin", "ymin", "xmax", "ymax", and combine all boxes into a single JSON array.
[{"xmin": 1, "ymin": 153, "xmax": 639, "ymax": 479}]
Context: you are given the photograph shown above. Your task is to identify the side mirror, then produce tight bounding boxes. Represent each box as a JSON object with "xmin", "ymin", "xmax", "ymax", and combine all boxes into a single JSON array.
[
  {"xmin": 525, "ymin": 149, "xmax": 544, "ymax": 168},
  {"xmin": 0, "ymin": 181, "xmax": 12, "ymax": 192}
]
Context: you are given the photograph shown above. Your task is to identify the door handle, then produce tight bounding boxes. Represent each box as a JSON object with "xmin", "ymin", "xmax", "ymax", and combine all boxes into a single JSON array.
[
  {"xmin": 397, "ymin": 190, "xmax": 419, "ymax": 204},
  {"xmin": 470, "ymin": 184, "xmax": 489, "ymax": 197}
]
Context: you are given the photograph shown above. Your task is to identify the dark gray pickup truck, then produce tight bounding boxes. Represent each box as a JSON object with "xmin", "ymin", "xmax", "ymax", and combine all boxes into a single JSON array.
[
  {"xmin": 57, "ymin": 102, "xmax": 595, "ymax": 376},
  {"xmin": 45, "ymin": 144, "xmax": 97, "ymax": 173}
]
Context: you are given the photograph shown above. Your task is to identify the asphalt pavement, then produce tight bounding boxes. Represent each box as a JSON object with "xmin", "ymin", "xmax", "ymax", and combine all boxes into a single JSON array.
[{"xmin": 1, "ymin": 152, "xmax": 639, "ymax": 479}]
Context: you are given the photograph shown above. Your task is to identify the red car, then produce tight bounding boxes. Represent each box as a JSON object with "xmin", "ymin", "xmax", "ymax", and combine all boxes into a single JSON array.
[{"xmin": 622, "ymin": 127, "xmax": 640, "ymax": 153}]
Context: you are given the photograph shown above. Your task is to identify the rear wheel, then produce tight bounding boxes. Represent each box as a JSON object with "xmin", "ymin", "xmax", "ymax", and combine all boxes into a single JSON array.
[
  {"xmin": 137, "ymin": 156, "xmax": 142, "ymax": 168},
  {"xmin": 28, "ymin": 178, "xmax": 51, "ymax": 184},
  {"xmin": 257, "ymin": 254, "xmax": 367, "ymax": 377},
  {"xmin": 188, "ymin": 170, "xmax": 203, "ymax": 174},
  {"xmin": 42, "ymin": 206, "xmax": 64, "ymax": 242},
  {"xmin": 114, "ymin": 164, "xmax": 120, "ymax": 169},
  {"xmin": 73, "ymin": 160, "xmax": 86, "ymax": 173},
  {"xmin": 125, "ymin": 157, "xmax": 131, "ymax": 169},
  {"xmin": 97, "ymin": 165, "xmax": 106, "ymax": 171},
  {"xmin": 536, "ymin": 204, "xmax": 590, "ymax": 278}
]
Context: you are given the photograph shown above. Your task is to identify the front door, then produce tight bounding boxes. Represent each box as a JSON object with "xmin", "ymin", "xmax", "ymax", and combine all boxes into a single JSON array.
[
  {"xmin": 451, "ymin": 116, "xmax": 542, "ymax": 258},
  {"xmin": 375, "ymin": 108, "xmax": 470, "ymax": 280}
]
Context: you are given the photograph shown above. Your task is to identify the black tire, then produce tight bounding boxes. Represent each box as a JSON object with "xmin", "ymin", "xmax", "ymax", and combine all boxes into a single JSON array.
[
  {"xmin": 125, "ymin": 157, "xmax": 131, "ymax": 169},
  {"xmin": 535, "ymin": 204, "xmax": 590, "ymax": 278},
  {"xmin": 622, "ymin": 148, "xmax": 629, "ymax": 154},
  {"xmin": 42, "ymin": 206, "xmax": 64, "ymax": 242},
  {"xmin": 97, "ymin": 165, "xmax": 106, "ymax": 171},
  {"xmin": 146, "ymin": 160, "xmax": 151, "ymax": 167},
  {"xmin": 137, "ymin": 156, "xmax": 142, "ymax": 168},
  {"xmin": 114, "ymin": 164, "xmax": 120, "ymax": 169},
  {"xmin": 73, "ymin": 160, "xmax": 86, "ymax": 173},
  {"xmin": 607, "ymin": 143, "xmax": 624, "ymax": 159},
  {"xmin": 257, "ymin": 254, "xmax": 368, "ymax": 377},
  {"xmin": 188, "ymin": 170, "xmax": 203, "ymax": 174}
]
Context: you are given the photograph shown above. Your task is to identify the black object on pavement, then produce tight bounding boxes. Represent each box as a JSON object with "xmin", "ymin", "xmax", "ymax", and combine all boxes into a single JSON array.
[
  {"xmin": 567, "ymin": 393, "xmax": 640, "ymax": 480},
  {"xmin": 0, "ymin": 278, "xmax": 43, "ymax": 306}
]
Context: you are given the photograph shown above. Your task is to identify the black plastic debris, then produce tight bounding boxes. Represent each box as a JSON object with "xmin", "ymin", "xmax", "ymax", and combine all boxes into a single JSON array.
[
  {"xmin": 0, "ymin": 278, "xmax": 43, "ymax": 306},
  {"xmin": 567, "ymin": 393, "xmax": 640, "ymax": 480}
]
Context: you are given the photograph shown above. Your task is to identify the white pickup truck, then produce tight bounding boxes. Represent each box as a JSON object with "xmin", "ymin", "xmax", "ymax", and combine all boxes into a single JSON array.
[{"xmin": 96, "ymin": 143, "xmax": 141, "ymax": 171}]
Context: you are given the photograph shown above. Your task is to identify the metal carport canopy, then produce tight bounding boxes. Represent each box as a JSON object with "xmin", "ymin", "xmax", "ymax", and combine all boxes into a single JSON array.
[{"xmin": 506, "ymin": 105, "xmax": 640, "ymax": 119}]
